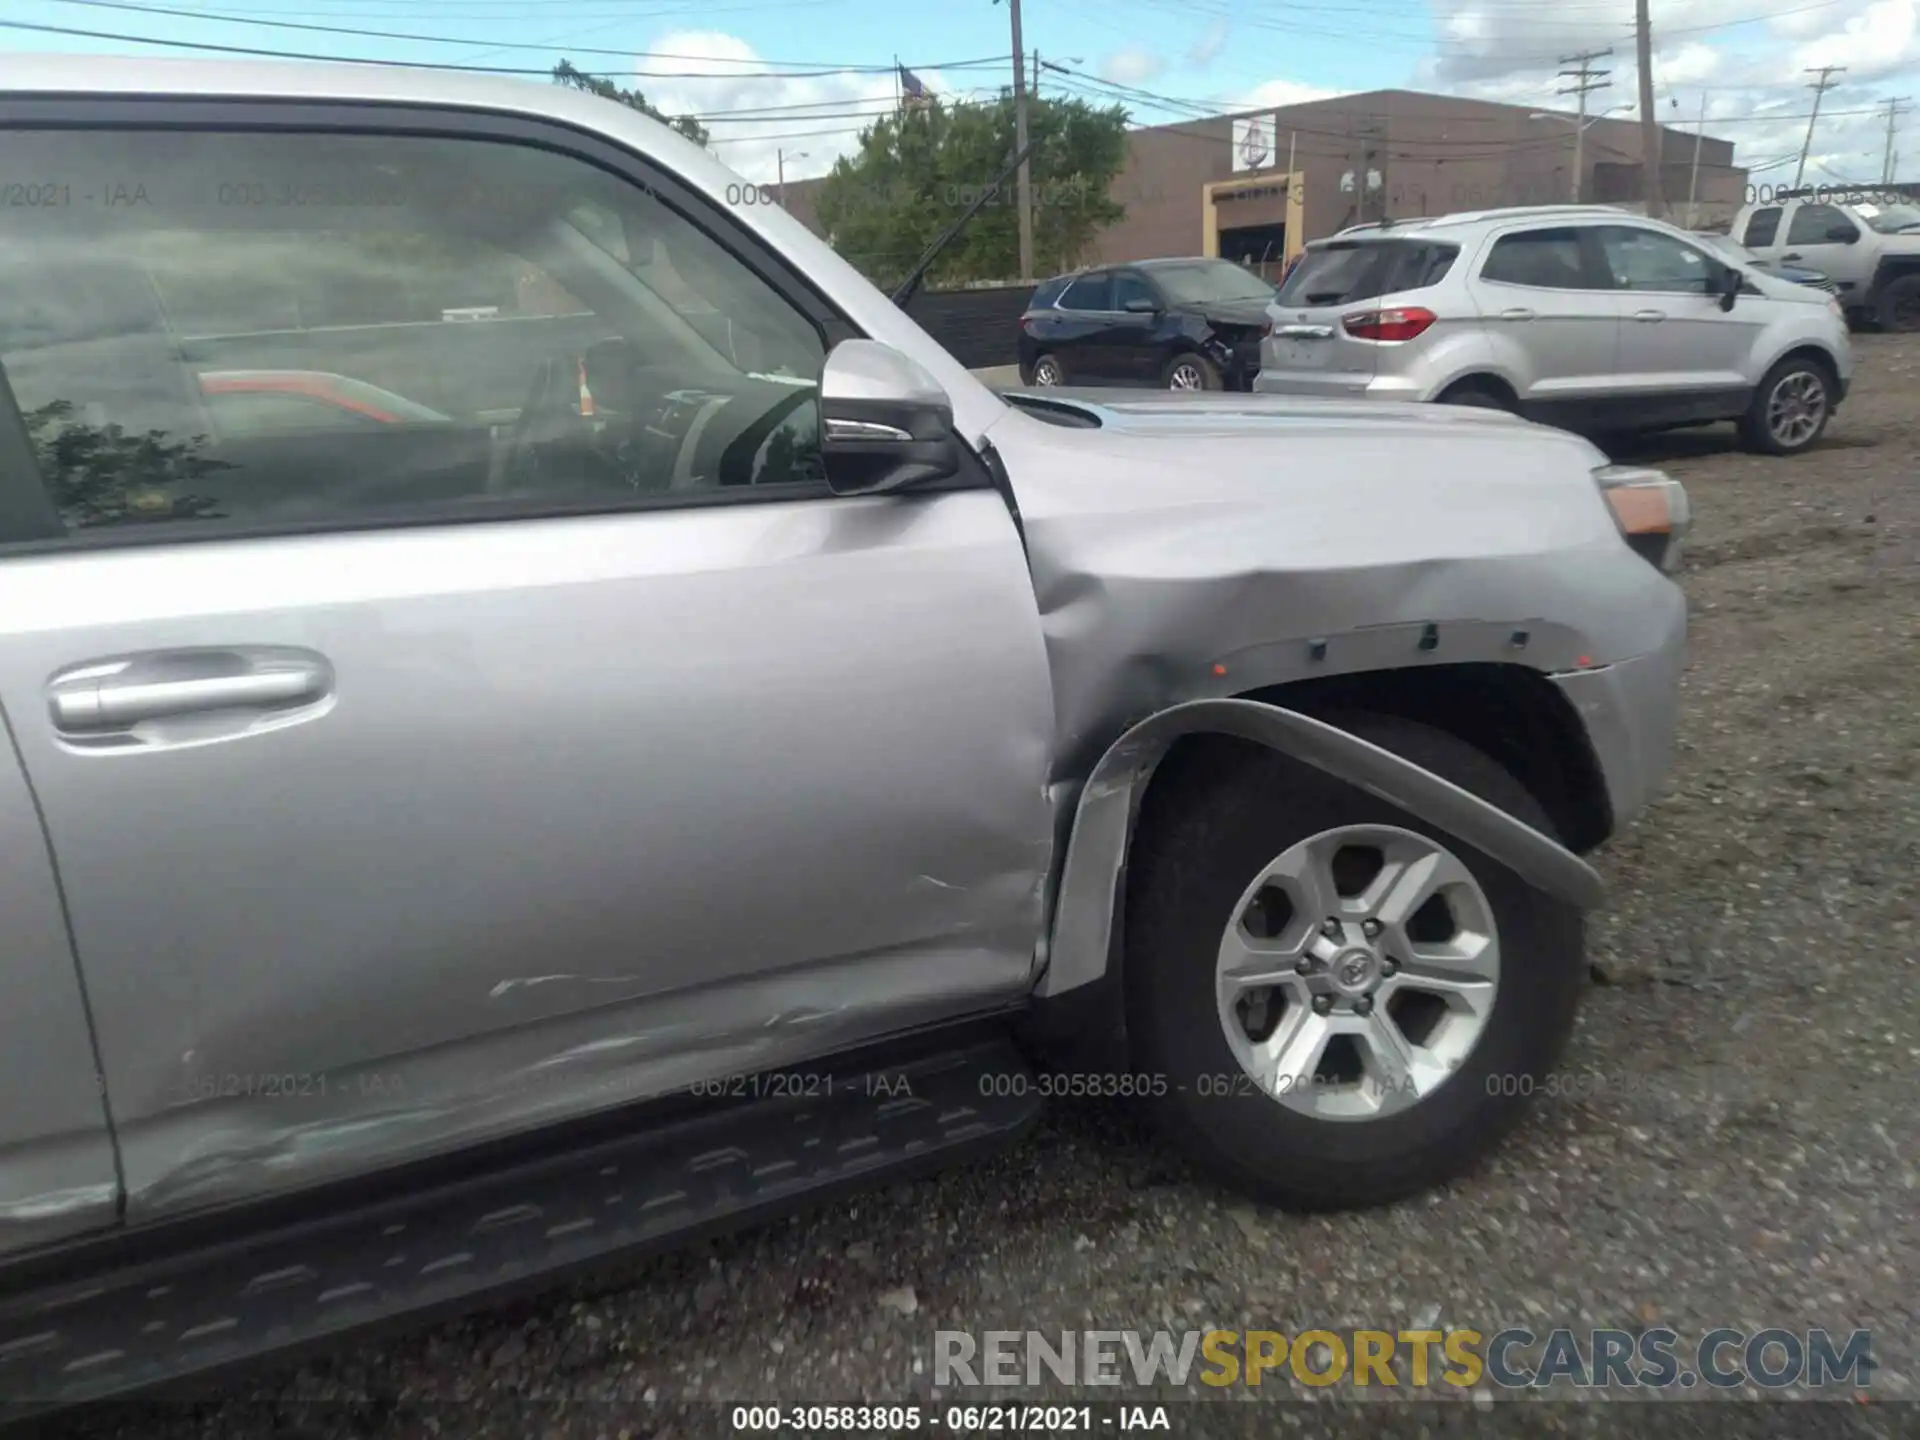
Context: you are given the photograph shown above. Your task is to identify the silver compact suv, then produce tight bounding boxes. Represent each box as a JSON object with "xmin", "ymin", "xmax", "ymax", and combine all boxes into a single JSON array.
[{"xmin": 1256, "ymin": 205, "xmax": 1854, "ymax": 455}]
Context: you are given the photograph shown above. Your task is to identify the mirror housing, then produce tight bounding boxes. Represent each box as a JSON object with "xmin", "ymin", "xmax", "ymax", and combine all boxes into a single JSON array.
[
  {"xmin": 1122, "ymin": 295, "xmax": 1159, "ymax": 314},
  {"xmin": 1827, "ymin": 223, "xmax": 1860, "ymax": 243},
  {"xmin": 817, "ymin": 340, "xmax": 963, "ymax": 497},
  {"xmin": 1717, "ymin": 264, "xmax": 1742, "ymax": 312}
]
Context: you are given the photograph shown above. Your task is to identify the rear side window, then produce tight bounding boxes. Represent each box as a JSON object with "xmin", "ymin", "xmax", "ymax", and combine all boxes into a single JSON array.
[
  {"xmin": 1059, "ymin": 273, "xmax": 1112, "ymax": 310},
  {"xmin": 1785, "ymin": 203, "xmax": 1857, "ymax": 245},
  {"xmin": 1743, "ymin": 207, "xmax": 1783, "ymax": 247},
  {"xmin": 1478, "ymin": 228, "xmax": 1599, "ymax": 289},
  {"xmin": 1274, "ymin": 240, "xmax": 1458, "ymax": 307},
  {"xmin": 1028, "ymin": 277, "xmax": 1069, "ymax": 309}
]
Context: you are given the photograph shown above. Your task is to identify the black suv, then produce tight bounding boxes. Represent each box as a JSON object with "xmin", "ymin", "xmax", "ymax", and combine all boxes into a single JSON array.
[{"xmin": 1015, "ymin": 257, "xmax": 1276, "ymax": 391}]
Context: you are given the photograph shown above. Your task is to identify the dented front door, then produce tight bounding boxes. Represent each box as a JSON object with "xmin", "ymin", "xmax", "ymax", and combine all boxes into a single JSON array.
[{"xmin": 0, "ymin": 734, "xmax": 119, "ymax": 1254}]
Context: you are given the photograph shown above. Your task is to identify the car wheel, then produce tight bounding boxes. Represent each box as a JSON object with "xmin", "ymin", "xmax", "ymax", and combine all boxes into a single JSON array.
[
  {"xmin": 1164, "ymin": 354, "xmax": 1220, "ymax": 391},
  {"xmin": 1738, "ymin": 355, "xmax": 1832, "ymax": 456},
  {"xmin": 1031, "ymin": 354, "xmax": 1063, "ymax": 386},
  {"xmin": 1876, "ymin": 275, "xmax": 1920, "ymax": 333},
  {"xmin": 1123, "ymin": 716, "xmax": 1585, "ymax": 1211}
]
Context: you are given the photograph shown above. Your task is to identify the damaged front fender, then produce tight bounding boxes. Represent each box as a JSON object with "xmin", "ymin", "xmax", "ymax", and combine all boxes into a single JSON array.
[{"xmin": 1035, "ymin": 697, "xmax": 1606, "ymax": 998}]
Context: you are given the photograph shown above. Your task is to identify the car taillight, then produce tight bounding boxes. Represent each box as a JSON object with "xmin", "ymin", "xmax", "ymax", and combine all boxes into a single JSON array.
[{"xmin": 1342, "ymin": 306, "xmax": 1436, "ymax": 342}]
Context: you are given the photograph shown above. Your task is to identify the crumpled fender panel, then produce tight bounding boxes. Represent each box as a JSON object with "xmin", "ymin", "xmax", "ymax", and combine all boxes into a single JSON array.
[{"xmin": 1035, "ymin": 698, "xmax": 1605, "ymax": 998}]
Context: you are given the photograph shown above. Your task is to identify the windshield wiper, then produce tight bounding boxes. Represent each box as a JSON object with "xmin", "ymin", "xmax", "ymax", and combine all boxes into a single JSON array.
[{"xmin": 891, "ymin": 134, "xmax": 1044, "ymax": 308}]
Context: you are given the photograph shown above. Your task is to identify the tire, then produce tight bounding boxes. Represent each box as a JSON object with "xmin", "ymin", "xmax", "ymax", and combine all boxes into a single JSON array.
[
  {"xmin": 1123, "ymin": 715, "xmax": 1586, "ymax": 1211},
  {"xmin": 1163, "ymin": 354, "xmax": 1220, "ymax": 391},
  {"xmin": 1030, "ymin": 353, "xmax": 1063, "ymax": 387},
  {"xmin": 1738, "ymin": 354, "xmax": 1834, "ymax": 456},
  {"xmin": 1436, "ymin": 381, "xmax": 1511, "ymax": 411},
  {"xmin": 1875, "ymin": 274, "xmax": 1920, "ymax": 333}
]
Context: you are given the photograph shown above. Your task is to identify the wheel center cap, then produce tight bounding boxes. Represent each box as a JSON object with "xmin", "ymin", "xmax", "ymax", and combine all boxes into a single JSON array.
[{"xmin": 1328, "ymin": 947, "xmax": 1381, "ymax": 996}]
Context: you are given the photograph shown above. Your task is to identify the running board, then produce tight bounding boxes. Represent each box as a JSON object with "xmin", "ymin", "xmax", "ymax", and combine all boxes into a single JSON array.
[{"xmin": 0, "ymin": 1037, "xmax": 1038, "ymax": 1415}]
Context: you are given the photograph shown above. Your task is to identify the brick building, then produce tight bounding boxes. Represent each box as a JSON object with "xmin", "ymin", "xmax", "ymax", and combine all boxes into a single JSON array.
[{"xmin": 778, "ymin": 87, "xmax": 1746, "ymax": 278}]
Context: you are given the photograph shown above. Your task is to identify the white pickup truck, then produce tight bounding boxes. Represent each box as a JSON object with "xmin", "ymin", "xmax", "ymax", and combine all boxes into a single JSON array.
[{"xmin": 1730, "ymin": 188, "xmax": 1920, "ymax": 329}]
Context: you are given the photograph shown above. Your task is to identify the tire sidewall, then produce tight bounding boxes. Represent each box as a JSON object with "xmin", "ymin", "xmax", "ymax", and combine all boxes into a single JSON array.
[
  {"xmin": 1747, "ymin": 356, "xmax": 1833, "ymax": 455},
  {"xmin": 1165, "ymin": 354, "xmax": 1219, "ymax": 390}
]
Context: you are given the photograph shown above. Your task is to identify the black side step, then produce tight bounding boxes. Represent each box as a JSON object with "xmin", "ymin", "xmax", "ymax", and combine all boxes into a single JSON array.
[{"xmin": 0, "ymin": 1037, "xmax": 1038, "ymax": 1416}]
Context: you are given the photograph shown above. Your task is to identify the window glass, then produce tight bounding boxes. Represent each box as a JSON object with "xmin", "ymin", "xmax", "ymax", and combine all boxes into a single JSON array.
[
  {"xmin": 1059, "ymin": 273, "xmax": 1113, "ymax": 310},
  {"xmin": 1148, "ymin": 261, "xmax": 1274, "ymax": 305},
  {"xmin": 1853, "ymin": 201, "xmax": 1920, "ymax": 234},
  {"xmin": 1111, "ymin": 273, "xmax": 1158, "ymax": 310},
  {"xmin": 1275, "ymin": 240, "xmax": 1457, "ymax": 306},
  {"xmin": 1597, "ymin": 228, "xmax": 1716, "ymax": 292},
  {"xmin": 1479, "ymin": 228, "xmax": 1598, "ymax": 289},
  {"xmin": 0, "ymin": 129, "xmax": 828, "ymax": 538},
  {"xmin": 1785, "ymin": 203, "xmax": 1856, "ymax": 245},
  {"xmin": 1743, "ymin": 207, "xmax": 1782, "ymax": 247}
]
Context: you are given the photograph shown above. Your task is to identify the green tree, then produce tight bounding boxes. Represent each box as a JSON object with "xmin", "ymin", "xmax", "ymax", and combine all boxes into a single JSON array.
[
  {"xmin": 25, "ymin": 400, "xmax": 231, "ymax": 529},
  {"xmin": 552, "ymin": 60, "xmax": 709, "ymax": 146},
  {"xmin": 814, "ymin": 94, "xmax": 1128, "ymax": 290}
]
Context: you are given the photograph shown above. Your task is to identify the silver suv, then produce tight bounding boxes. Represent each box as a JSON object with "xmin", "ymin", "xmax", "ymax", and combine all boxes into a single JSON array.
[
  {"xmin": 1256, "ymin": 205, "xmax": 1854, "ymax": 455},
  {"xmin": 0, "ymin": 59, "xmax": 1685, "ymax": 1411}
]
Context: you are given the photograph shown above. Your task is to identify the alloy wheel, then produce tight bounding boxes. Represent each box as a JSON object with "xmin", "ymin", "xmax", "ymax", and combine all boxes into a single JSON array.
[
  {"xmin": 1766, "ymin": 370, "xmax": 1827, "ymax": 448},
  {"xmin": 1215, "ymin": 824, "xmax": 1500, "ymax": 1121},
  {"xmin": 1169, "ymin": 361, "xmax": 1205, "ymax": 391},
  {"xmin": 1032, "ymin": 358, "xmax": 1060, "ymax": 386}
]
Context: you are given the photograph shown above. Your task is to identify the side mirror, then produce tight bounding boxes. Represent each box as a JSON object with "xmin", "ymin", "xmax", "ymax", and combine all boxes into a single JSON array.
[
  {"xmin": 1122, "ymin": 295, "xmax": 1159, "ymax": 314},
  {"xmin": 817, "ymin": 339, "xmax": 962, "ymax": 497},
  {"xmin": 1827, "ymin": 224, "xmax": 1859, "ymax": 243},
  {"xmin": 1717, "ymin": 264, "xmax": 1742, "ymax": 311}
]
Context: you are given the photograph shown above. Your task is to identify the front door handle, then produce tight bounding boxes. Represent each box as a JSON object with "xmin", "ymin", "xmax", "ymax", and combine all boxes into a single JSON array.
[
  {"xmin": 1497, "ymin": 307, "xmax": 1535, "ymax": 321},
  {"xmin": 48, "ymin": 649, "xmax": 332, "ymax": 734},
  {"xmin": 1633, "ymin": 309, "xmax": 1666, "ymax": 322},
  {"xmin": 1782, "ymin": 253, "xmax": 1803, "ymax": 262}
]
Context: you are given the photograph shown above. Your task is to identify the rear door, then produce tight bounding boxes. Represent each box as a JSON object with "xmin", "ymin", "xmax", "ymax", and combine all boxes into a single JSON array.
[
  {"xmin": 0, "ymin": 109, "xmax": 1057, "ymax": 1225},
  {"xmin": 1052, "ymin": 271, "xmax": 1119, "ymax": 381},
  {"xmin": 1467, "ymin": 224, "xmax": 1625, "ymax": 409}
]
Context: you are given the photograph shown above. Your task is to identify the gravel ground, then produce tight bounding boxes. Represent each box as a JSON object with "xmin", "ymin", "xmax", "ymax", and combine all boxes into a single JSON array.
[{"xmin": 47, "ymin": 339, "xmax": 1920, "ymax": 1439}]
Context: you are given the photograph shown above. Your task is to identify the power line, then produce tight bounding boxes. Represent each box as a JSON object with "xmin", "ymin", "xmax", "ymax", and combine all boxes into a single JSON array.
[{"xmin": 39, "ymin": 0, "xmax": 1005, "ymax": 72}]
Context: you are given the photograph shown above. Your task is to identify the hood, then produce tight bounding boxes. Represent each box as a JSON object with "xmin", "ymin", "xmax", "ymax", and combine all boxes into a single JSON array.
[
  {"xmin": 1000, "ymin": 386, "xmax": 1547, "ymax": 440},
  {"xmin": 1179, "ymin": 299, "xmax": 1274, "ymax": 329}
]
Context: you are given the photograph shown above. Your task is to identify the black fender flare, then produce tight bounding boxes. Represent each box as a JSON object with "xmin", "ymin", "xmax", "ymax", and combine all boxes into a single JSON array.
[{"xmin": 1034, "ymin": 697, "xmax": 1606, "ymax": 998}]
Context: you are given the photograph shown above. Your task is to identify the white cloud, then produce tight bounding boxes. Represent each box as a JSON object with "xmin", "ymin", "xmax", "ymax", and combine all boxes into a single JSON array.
[
  {"xmin": 634, "ymin": 31, "xmax": 965, "ymax": 185},
  {"xmin": 1102, "ymin": 46, "xmax": 1168, "ymax": 86},
  {"xmin": 1188, "ymin": 20, "xmax": 1230, "ymax": 68},
  {"xmin": 1415, "ymin": 0, "xmax": 1920, "ymax": 188},
  {"xmin": 1230, "ymin": 77, "xmax": 1345, "ymax": 110}
]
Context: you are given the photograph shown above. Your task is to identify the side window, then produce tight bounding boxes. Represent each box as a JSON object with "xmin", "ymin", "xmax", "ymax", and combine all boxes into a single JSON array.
[
  {"xmin": 0, "ymin": 127, "xmax": 829, "ymax": 541},
  {"xmin": 1597, "ymin": 227, "xmax": 1716, "ymax": 293},
  {"xmin": 1111, "ymin": 273, "xmax": 1157, "ymax": 310},
  {"xmin": 1059, "ymin": 273, "xmax": 1113, "ymax": 311},
  {"xmin": 1029, "ymin": 277, "xmax": 1068, "ymax": 309},
  {"xmin": 1743, "ymin": 207, "xmax": 1783, "ymax": 247},
  {"xmin": 1785, "ymin": 203, "xmax": 1857, "ymax": 245},
  {"xmin": 1478, "ymin": 228, "xmax": 1600, "ymax": 290}
]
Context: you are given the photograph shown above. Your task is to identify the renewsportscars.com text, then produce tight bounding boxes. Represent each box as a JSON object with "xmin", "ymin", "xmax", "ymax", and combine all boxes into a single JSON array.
[{"xmin": 935, "ymin": 1327, "xmax": 1874, "ymax": 1391}]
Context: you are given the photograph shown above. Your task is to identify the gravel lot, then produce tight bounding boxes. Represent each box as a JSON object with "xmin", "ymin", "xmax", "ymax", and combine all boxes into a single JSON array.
[{"xmin": 50, "ymin": 339, "xmax": 1920, "ymax": 1439}]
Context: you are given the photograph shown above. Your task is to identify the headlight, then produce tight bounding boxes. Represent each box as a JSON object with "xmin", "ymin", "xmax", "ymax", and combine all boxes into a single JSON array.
[{"xmin": 1593, "ymin": 464, "xmax": 1690, "ymax": 574}]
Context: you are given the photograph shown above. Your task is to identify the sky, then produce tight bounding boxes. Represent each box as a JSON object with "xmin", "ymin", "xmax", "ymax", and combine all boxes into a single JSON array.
[{"xmin": 4, "ymin": 0, "xmax": 1919, "ymax": 188}]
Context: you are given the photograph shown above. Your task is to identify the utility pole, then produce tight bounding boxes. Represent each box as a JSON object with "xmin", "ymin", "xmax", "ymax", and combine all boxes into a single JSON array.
[
  {"xmin": 1557, "ymin": 48, "xmax": 1612, "ymax": 204},
  {"xmin": 1881, "ymin": 97, "xmax": 1910, "ymax": 183},
  {"xmin": 1633, "ymin": 0, "xmax": 1662, "ymax": 216},
  {"xmin": 993, "ymin": 0, "xmax": 1035, "ymax": 283},
  {"xmin": 1795, "ymin": 65, "xmax": 1846, "ymax": 188},
  {"xmin": 1685, "ymin": 91, "xmax": 1707, "ymax": 228}
]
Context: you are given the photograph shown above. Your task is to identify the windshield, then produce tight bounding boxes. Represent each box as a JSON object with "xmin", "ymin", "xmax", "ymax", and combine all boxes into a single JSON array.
[
  {"xmin": 1148, "ymin": 261, "xmax": 1277, "ymax": 305},
  {"xmin": 1854, "ymin": 202, "xmax": 1920, "ymax": 234}
]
